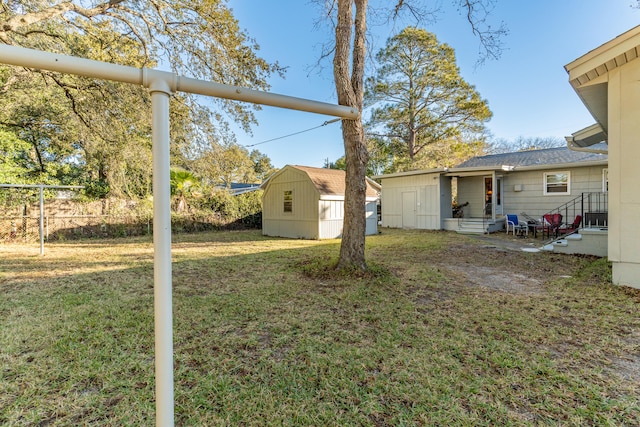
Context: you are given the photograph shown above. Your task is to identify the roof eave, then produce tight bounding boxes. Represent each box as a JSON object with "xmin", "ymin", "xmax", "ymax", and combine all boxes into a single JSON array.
[
  {"xmin": 565, "ymin": 123, "xmax": 608, "ymax": 148},
  {"xmin": 445, "ymin": 160, "xmax": 608, "ymax": 176},
  {"xmin": 374, "ymin": 167, "xmax": 448, "ymax": 179},
  {"xmin": 565, "ymin": 25, "xmax": 640, "ymax": 139}
]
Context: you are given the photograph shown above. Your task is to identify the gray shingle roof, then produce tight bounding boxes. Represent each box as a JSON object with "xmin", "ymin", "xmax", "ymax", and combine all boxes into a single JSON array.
[{"xmin": 455, "ymin": 147, "xmax": 607, "ymax": 168}]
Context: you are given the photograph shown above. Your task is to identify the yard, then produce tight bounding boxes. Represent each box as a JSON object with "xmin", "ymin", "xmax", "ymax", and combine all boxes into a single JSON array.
[{"xmin": 1, "ymin": 229, "xmax": 638, "ymax": 425}]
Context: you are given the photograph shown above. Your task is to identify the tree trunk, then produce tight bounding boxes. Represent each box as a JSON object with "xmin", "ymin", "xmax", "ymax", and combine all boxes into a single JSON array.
[{"xmin": 334, "ymin": 0, "xmax": 369, "ymax": 270}]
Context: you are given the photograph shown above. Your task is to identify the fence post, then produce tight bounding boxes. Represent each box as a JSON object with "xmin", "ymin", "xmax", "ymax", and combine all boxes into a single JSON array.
[{"xmin": 39, "ymin": 186, "xmax": 44, "ymax": 255}]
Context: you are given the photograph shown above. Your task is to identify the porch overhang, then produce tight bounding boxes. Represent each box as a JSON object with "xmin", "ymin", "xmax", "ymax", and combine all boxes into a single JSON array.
[{"xmin": 445, "ymin": 169, "xmax": 501, "ymax": 177}]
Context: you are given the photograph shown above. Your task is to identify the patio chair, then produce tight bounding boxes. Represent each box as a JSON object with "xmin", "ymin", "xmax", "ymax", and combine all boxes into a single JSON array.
[
  {"xmin": 506, "ymin": 214, "xmax": 528, "ymax": 236},
  {"xmin": 559, "ymin": 214, "xmax": 582, "ymax": 234},
  {"xmin": 541, "ymin": 213, "xmax": 563, "ymax": 238}
]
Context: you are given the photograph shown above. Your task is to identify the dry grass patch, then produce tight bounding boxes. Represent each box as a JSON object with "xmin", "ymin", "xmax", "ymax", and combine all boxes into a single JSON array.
[{"xmin": 1, "ymin": 229, "xmax": 639, "ymax": 425}]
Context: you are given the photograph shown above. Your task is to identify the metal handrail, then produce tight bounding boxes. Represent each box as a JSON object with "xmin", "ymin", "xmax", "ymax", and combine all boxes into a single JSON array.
[{"xmin": 539, "ymin": 192, "xmax": 608, "ymax": 239}]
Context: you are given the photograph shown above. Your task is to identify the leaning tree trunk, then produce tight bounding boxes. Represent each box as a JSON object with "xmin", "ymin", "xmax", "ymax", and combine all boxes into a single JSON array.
[{"xmin": 334, "ymin": 0, "xmax": 369, "ymax": 270}]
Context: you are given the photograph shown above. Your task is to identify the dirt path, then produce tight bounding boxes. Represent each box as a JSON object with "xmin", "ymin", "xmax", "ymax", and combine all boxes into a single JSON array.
[{"xmin": 431, "ymin": 233, "xmax": 567, "ymax": 296}]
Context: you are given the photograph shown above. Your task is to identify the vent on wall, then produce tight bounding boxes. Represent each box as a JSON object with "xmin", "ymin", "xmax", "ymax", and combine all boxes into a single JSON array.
[{"xmin": 514, "ymin": 184, "xmax": 523, "ymax": 192}]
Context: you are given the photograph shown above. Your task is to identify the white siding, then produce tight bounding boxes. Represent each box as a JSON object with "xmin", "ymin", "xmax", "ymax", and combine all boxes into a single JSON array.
[
  {"xmin": 263, "ymin": 166, "xmax": 379, "ymax": 239},
  {"xmin": 610, "ymin": 63, "xmax": 640, "ymax": 288},
  {"xmin": 456, "ymin": 176, "xmax": 485, "ymax": 217},
  {"xmin": 365, "ymin": 201, "xmax": 378, "ymax": 235},
  {"xmin": 317, "ymin": 200, "xmax": 378, "ymax": 238},
  {"xmin": 318, "ymin": 200, "xmax": 344, "ymax": 239},
  {"xmin": 499, "ymin": 166, "xmax": 606, "ymax": 218},
  {"xmin": 454, "ymin": 165, "xmax": 607, "ymax": 219},
  {"xmin": 262, "ymin": 168, "xmax": 320, "ymax": 239},
  {"xmin": 380, "ymin": 173, "xmax": 442, "ymax": 230}
]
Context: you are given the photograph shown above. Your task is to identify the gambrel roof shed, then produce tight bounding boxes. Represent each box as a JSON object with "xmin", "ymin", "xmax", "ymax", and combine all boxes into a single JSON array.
[
  {"xmin": 261, "ymin": 165, "xmax": 380, "ymax": 239},
  {"xmin": 286, "ymin": 165, "xmax": 381, "ymax": 199}
]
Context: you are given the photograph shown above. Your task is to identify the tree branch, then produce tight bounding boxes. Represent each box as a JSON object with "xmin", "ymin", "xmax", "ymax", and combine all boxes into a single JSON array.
[
  {"xmin": 1, "ymin": 1, "xmax": 126, "ymax": 35},
  {"xmin": 458, "ymin": 0, "xmax": 507, "ymax": 63}
]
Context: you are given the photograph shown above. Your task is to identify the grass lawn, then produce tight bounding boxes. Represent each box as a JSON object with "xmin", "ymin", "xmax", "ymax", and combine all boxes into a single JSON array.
[{"xmin": 1, "ymin": 229, "xmax": 639, "ymax": 425}]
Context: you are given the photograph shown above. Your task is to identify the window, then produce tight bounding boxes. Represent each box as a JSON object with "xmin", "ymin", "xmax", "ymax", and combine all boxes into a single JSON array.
[
  {"xmin": 602, "ymin": 168, "xmax": 608, "ymax": 193},
  {"xmin": 544, "ymin": 171, "xmax": 570, "ymax": 195},
  {"xmin": 283, "ymin": 190, "xmax": 293, "ymax": 213}
]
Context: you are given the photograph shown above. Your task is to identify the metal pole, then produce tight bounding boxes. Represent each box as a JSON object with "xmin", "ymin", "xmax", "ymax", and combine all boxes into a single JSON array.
[
  {"xmin": 0, "ymin": 44, "xmax": 358, "ymax": 120},
  {"xmin": 39, "ymin": 186, "xmax": 44, "ymax": 256},
  {"xmin": 149, "ymin": 79, "xmax": 174, "ymax": 427},
  {"xmin": 0, "ymin": 44, "xmax": 362, "ymax": 426}
]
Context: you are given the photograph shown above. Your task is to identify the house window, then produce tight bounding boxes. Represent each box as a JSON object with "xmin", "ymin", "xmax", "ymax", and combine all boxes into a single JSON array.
[
  {"xmin": 283, "ymin": 190, "xmax": 293, "ymax": 213},
  {"xmin": 544, "ymin": 171, "xmax": 570, "ymax": 195},
  {"xmin": 602, "ymin": 169, "xmax": 608, "ymax": 192}
]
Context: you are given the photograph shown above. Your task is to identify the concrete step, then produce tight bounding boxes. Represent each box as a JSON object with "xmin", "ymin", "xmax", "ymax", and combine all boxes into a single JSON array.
[
  {"xmin": 545, "ymin": 229, "xmax": 607, "ymax": 257},
  {"xmin": 552, "ymin": 239, "xmax": 568, "ymax": 247},
  {"xmin": 456, "ymin": 222, "xmax": 488, "ymax": 234}
]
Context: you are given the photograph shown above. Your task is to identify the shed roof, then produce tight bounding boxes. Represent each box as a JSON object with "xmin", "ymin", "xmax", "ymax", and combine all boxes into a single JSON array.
[
  {"xmin": 456, "ymin": 146, "xmax": 607, "ymax": 168},
  {"xmin": 261, "ymin": 165, "xmax": 381, "ymax": 199},
  {"xmin": 291, "ymin": 165, "xmax": 380, "ymax": 198}
]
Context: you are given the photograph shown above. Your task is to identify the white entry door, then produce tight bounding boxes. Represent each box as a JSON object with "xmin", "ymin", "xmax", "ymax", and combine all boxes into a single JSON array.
[{"xmin": 402, "ymin": 191, "xmax": 416, "ymax": 229}]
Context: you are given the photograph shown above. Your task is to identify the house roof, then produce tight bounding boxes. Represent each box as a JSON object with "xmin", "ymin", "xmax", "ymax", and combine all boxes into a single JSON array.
[
  {"xmin": 262, "ymin": 165, "xmax": 381, "ymax": 199},
  {"xmin": 374, "ymin": 147, "xmax": 607, "ymax": 179},
  {"xmin": 455, "ymin": 147, "xmax": 607, "ymax": 168},
  {"xmin": 565, "ymin": 25, "xmax": 640, "ymax": 147}
]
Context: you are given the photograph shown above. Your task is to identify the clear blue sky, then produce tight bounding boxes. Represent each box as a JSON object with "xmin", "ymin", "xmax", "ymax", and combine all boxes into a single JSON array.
[{"xmin": 228, "ymin": 1, "xmax": 640, "ymax": 169}]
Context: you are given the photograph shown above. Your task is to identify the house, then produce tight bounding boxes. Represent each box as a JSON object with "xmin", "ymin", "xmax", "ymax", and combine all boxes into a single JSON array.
[
  {"xmin": 260, "ymin": 165, "xmax": 380, "ymax": 239},
  {"xmin": 564, "ymin": 25, "xmax": 640, "ymax": 289},
  {"xmin": 376, "ymin": 147, "xmax": 608, "ymax": 234},
  {"xmin": 226, "ymin": 183, "xmax": 262, "ymax": 196}
]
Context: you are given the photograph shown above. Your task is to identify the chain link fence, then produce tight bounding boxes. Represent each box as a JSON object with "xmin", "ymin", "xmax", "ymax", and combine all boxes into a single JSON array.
[
  {"xmin": 0, "ymin": 186, "xmax": 262, "ymax": 247},
  {"xmin": 0, "ymin": 212, "xmax": 262, "ymax": 244},
  {"xmin": 0, "ymin": 214, "xmax": 151, "ymax": 243}
]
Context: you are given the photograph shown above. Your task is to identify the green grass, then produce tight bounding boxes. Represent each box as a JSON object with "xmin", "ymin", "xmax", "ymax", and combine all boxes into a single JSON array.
[{"xmin": 1, "ymin": 229, "xmax": 638, "ymax": 425}]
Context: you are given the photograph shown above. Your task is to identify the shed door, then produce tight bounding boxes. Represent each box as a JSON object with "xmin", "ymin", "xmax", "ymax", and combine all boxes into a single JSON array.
[{"xmin": 402, "ymin": 191, "xmax": 416, "ymax": 229}]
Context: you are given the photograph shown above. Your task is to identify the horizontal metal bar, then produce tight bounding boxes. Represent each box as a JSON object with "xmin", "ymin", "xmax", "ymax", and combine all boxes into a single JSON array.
[
  {"xmin": 0, "ymin": 184, "xmax": 84, "ymax": 189},
  {"xmin": 0, "ymin": 44, "xmax": 359, "ymax": 120}
]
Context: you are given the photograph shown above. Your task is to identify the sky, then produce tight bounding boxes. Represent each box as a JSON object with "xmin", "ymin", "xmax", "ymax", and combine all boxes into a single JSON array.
[{"xmin": 227, "ymin": 1, "xmax": 640, "ymax": 169}]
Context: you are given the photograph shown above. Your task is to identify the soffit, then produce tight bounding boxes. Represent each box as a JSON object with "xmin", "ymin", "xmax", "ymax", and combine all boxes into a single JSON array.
[
  {"xmin": 565, "ymin": 25, "xmax": 640, "ymax": 144},
  {"xmin": 565, "ymin": 25, "xmax": 640, "ymax": 87}
]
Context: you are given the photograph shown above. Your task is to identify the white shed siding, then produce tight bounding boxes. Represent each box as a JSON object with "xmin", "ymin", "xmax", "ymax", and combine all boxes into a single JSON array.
[
  {"xmin": 263, "ymin": 165, "xmax": 380, "ymax": 239},
  {"xmin": 262, "ymin": 168, "xmax": 320, "ymax": 239},
  {"xmin": 317, "ymin": 200, "xmax": 378, "ymax": 238},
  {"xmin": 365, "ymin": 201, "xmax": 378, "ymax": 235},
  {"xmin": 380, "ymin": 173, "xmax": 442, "ymax": 229},
  {"xmin": 318, "ymin": 199, "xmax": 344, "ymax": 239}
]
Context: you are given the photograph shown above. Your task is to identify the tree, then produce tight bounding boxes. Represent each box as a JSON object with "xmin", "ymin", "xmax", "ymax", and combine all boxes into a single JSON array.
[
  {"xmin": 0, "ymin": 127, "xmax": 32, "ymax": 183},
  {"xmin": 365, "ymin": 27, "xmax": 492, "ymax": 171},
  {"xmin": 328, "ymin": 0, "xmax": 505, "ymax": 271},
  {"xmin": 170, "ymin": 168, "xmax": 200, "ymax": 213},
  {"xmin": 0, "ymin": 0, "xmax": 281, "ymax": 197},
  {"xmin": 328, "ymin": 135, "xmax": 391, "ymax": 176},
  {"xmin": 333, "ymin": 0, "xmax": 370, "ymax": 271},
  {"xmin": 189, "ymin": 140, "xmax": 274, "ymax": 188},
  {"xmin": 249, "ymin": 149, "xmax": 277, "ymax": 182},
  {"xmin": 490, "ymin": 136, "xmax": 565, "ymax": 154}
]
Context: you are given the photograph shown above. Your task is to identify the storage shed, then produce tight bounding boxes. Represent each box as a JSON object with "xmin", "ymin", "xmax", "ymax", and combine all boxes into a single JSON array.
[{"xmin": 261, "ymin": 165, "xmax": 380, "ymax": 239}]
